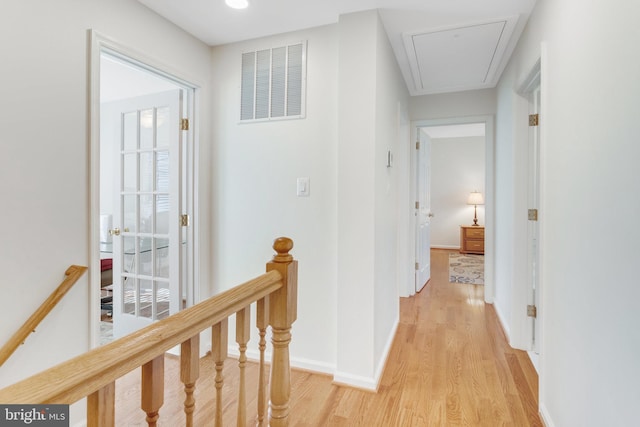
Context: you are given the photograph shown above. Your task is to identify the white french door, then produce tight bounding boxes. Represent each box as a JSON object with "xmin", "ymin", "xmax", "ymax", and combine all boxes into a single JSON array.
[
  {"xmin": 104, "ymin": 90, "xmax": 183, "ymax": 338},
  {"xmin": 415, "ymin": 129, "xmax": 432, "ymax": 292}
]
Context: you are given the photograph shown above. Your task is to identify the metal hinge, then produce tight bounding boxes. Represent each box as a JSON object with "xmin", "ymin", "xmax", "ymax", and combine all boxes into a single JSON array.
[
  {"xmin": 180, "ymin": 214, "xmax": 190, "ymax": 227},
  {"xmin": 415, "ymin": 262, "xmax": 419, "ymax": 270},
  {"xmin": 180, "ymin": 118, "xmax": 190, "ymax": 131},
  {"xmin": 415, "ymin": 201, "xmax": 419, "ymax": 209},
  {"xmin": 416, "ymin": 141, "xmax": 420, "ymax": 150},
  {"xmin": 527, "ymin": 304, "xmax": 537, "ymax": 318},
  {"xmin": 529, "ymin": 114, "xmax": 539, "ymax": 126},
  {"xmin": 528, "ymin": 209, "xmax": 538, "ymax": 221}
]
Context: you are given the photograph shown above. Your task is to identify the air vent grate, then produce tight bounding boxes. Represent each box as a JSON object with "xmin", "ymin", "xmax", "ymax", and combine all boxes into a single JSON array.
[{"xmin": 240, "ymin": 42, "xmax": 306, "ymax": 122}]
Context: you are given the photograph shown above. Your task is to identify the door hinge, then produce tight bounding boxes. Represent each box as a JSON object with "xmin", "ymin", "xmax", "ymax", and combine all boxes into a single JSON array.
[
  {"xmin": 528, "ymin": 209, "xmax": 538, "ymax": 221},
  {"xmin": 415, "ymin": 262, "xmax": 419, "ymax": 270},
  {"xmin": 180, "ymin": 214, "xmax": 190, "ymax": 227},
  {"xmin": 180, "ymin": 118, "xmax": 190, "ymax": 131},
  {"xmin": 416, "ymin": 141, "xmax": 420, "ymax": 150},
  {"xmin": 529, "ymin": 114, "xmax": 539, "ymax": 126},
  {"xmin": 527, "ymin": 304, "xmax": 537, "ymax": 318},
  {"xmin": 415, "ymin": 201, "xmax": 420, "ymax": 209}
]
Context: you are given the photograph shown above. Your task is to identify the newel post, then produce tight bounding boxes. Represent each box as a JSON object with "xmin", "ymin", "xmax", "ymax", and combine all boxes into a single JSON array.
[{"xmin": 266, "ymin": 237, "xmax": 298, "ymax": 427}]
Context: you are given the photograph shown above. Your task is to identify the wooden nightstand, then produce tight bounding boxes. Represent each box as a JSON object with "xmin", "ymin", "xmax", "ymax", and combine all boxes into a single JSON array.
[{"xmin": 460, "ymin": 225, "xmax": 485, "ymax": 255}]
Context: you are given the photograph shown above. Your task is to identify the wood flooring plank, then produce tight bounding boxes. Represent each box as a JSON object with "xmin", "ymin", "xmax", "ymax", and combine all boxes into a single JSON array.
[{"xmin": 110, "ymin": 249, "xmax": 542, "ymax": 426}]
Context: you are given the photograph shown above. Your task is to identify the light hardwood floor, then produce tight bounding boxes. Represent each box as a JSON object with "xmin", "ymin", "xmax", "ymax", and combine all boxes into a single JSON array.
[{"xmin": 114, "ymin": 249, "xmax": 542, "ymax": 426}]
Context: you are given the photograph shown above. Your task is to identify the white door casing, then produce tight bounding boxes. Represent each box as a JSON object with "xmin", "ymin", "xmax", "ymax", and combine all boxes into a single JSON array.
[{"xmin": 415, "ymin": 129, "xmax": 432, "ymax": 292}]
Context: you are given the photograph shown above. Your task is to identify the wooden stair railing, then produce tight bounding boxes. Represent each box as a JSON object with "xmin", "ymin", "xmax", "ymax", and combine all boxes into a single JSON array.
[
  {"xmin": 0, "ymin": 237, "xmax": 298, "ymax": 427},
  {"xmin": 0, "ymin": 265, "xmax": 88, "ymax": 367}
]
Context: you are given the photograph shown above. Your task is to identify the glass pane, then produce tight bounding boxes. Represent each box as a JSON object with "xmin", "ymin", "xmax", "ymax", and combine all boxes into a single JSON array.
[
  {"xmin": 140, "ymin": 152, "xmax": 153, "ymax": 192},
  {"xmin": 122, "ymin": 236, "xmax": 136, "ymax": 273},
  {"xmin": 155, "ymin": 238, "xmax": 170, "ymax": 279},
  {"xmin": 122, "ymin": 276, "xmax": 135, "ymax": 315},
  {"xmin": 123, "ymin": 112, "xmax": 137, "ymax": 150},
  {"xmin": 140, "ymin": 195, "xmax": 153, "ymax": 234},
  {"xmin": 156, "ymin": 281, "xmax": 170, "ymax": 320},
  {"xmin": 156, "ymin": 195, "xmax": 169, "ymax": 234},
  {"xmin": 156, "ymin": 151, "xmax": 169, "ymax": 192},
  {"xmin": 156, "ymin": 107, "xmax": 170, "ymax": 148},
  {"xmin": 140, "ymin": 109, "xmax": 154, "ymax": 149},
  {"xmin": 123, "ymin": 195, "xmax": 137, "ymax": 233},
  {"xmin": 138, "ymin": 238, "xmax": 153, "ymax": 276},
  {"xmin": 139, "ymin": 279, "xmax": 153, "ymax": 319},
  {"xmin": 123, "ymin": 153, "xmax": 137, "ymax": 192}
]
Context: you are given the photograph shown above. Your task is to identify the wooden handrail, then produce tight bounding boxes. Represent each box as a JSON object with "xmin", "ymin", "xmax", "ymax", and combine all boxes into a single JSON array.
[
  {"xmin": 0, "ymin": 265, "xmax": 88, "ymax": 367},
  {"xmin": 0, "ymin": 237, "xmax": 298, "ymax": 427},
  {"xmin": 0, "ymin": 269, "xmax": 283, "ymax": 404}
]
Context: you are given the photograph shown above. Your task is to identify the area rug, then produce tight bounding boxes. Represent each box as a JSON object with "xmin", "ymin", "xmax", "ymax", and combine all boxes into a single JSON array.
[{"xmin": 449, "ymin": 253, "xmax": 484, "ymax": 285}]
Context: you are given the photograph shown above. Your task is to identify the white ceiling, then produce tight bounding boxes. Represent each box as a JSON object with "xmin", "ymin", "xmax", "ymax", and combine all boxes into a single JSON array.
[{"xmin": 137, "ymin": 0, "xmax": 537, "ymax": 96}]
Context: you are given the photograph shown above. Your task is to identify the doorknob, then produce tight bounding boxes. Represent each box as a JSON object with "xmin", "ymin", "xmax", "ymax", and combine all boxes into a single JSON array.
[
  {"xmin": 108, "ymin": 227, "xmax": 129, "ymax": 236},
  {"xmin": 428, "ymin": 212, "xmax": 435, "ymax": 218}
]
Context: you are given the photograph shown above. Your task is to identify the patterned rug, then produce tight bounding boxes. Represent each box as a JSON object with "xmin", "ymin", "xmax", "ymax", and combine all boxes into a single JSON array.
[{"xmin": 449, "ymin": 252, "xmax": 484, "ymax": 285}]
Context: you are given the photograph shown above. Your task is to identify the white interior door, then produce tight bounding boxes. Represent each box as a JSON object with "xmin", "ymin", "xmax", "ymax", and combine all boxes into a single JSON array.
[
  {"xmin": 528, "ymin": 87, "xmax": 541, "ymax": 353},
  {"xmin": 415, "ymin": 129, "xmax": 432, "ymax": 292},
  {"xmin": 104, "ymin": 90, "xmax": 183, "ymax": 338}
]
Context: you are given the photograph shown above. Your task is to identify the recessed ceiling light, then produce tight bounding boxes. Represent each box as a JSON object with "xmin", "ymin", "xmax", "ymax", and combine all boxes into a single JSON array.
[{"xmin": 225, "ymin": 0, "xmax": 249, "ymax": 9}]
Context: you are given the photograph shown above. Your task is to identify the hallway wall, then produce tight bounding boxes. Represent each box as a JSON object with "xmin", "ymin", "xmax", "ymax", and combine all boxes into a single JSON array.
[{"xmin": 495, "ymin": 0, "xmax": 640, "ymax": 425}]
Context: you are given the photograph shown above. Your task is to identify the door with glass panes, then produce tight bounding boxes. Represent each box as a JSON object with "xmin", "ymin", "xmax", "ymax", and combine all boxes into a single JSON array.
[{"xmin": 103, "ymin": 90, "xmax": 183, "ymax": 338}]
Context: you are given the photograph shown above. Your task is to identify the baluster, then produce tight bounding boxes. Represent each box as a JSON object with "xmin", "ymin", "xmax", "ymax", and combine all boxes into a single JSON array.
[
  {"xmin": 256, "ymin": 297, "xmax": 269, "ymax": 426},
  {"xmin": 266, "ymin": 237, "xmax": 298, "ymax": 427},
  {"xmin": 181, "ymin": 335, "xmax": 200, "ymax": 427},
  {"xmin": 212, "ymin": 319, "xmax": 228, "ymax": 427},
  {"xmin": 87, "ymin": 381, "xmax": 115, "ymax": 427},
  {"xmin": 141, "ymin": 355, "xmax": 165, "ymax": 427},
  {"xmin": 236, "ymin": 306, "xmax": 250, "ymax": 427}
]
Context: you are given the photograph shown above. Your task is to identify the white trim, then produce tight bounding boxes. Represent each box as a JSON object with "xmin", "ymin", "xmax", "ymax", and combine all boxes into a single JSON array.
[
  {"xmin": 409, "ymin": 115, "xmax": 495, "ymax": 304},
  {"xmin": 226, "ymin": 347, "xmax": 337, "ymax": 376},
  {"xmin": 539, "ymin": 402, "xmax": 554, "ymax": 427},
  {"xmin": 493, "ymin": 300, "xmax": 511, "ymax": 343},
  {"xmin": 88, "ymin": 30, "xmax": 201, "ymax": 347},
  {"xmin": 431, "ymin": 244, "xmax": 459, "ymax": 250},
  {"xmin": 333, "ymin": 316, "xmax": 399, "ymax": 391}
]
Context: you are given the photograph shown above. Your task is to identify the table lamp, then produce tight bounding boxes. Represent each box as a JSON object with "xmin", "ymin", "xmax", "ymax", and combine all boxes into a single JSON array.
[{"xmin": 467, "ymin": 191, "xmax": 484, "ymax": 226}]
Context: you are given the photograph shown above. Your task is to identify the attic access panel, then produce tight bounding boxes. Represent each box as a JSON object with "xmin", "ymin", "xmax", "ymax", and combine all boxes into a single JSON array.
[{"xmin": 404, "ymin": 17, "xmax": 518, "ymax": 94}]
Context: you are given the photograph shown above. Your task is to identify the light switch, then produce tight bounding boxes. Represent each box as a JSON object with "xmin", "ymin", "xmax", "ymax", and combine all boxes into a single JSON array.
[{"xmin": 297, "ymin": 177, "xmax": 310, "ymax": 197}]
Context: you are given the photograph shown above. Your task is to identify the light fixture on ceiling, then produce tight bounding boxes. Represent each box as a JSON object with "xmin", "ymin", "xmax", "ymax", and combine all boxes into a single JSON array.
[
  {"xmin": 225, "ymin": 0, "xmax": 249, "ymax": 9},
  {"xmin": 466, "ymin": 191, "xmax": 484, "ymax": 226}
]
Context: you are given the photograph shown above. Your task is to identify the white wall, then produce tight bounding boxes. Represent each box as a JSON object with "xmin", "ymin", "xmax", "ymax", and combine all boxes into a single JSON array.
[
  {"xmin": 431, "ymin": 136, "xmax": 486, "ymax": 248},
  {"xmin": 210, "ymin": 24, "xmax": 339, "ymax": 373},
  {"xmin": 495, "ymin": 0, "xmax": 640, "ymax": 425},
  {"xmin": 410, "ymin": 89, "xmax": 496, "ymax": 121},
  {"xmin": 373, "ymin": 12, "xmax": 409, "ymax": 377},
  {"xmin": 0, "ymin": 0, "xmax": 212, "ymax": 412}
]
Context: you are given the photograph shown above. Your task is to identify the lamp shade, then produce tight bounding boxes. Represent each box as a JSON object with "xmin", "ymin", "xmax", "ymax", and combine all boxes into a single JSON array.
[{"xmin": 467, "ymin": 191, "xmax": 484, "ymax": 206}]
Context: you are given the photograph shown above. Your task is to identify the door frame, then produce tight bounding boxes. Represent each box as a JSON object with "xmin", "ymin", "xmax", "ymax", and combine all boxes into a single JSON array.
[
  {"xmin": 409, "ymin": 115, "xmax": 495, "ymax": 302},
  {"xmin": 88, "ymin": 30, "xmax": 200, "ymax": 347}
]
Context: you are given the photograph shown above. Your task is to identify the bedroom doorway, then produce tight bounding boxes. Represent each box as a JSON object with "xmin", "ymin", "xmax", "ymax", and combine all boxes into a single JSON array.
[{"xmin": 410, "ymin": 116, "xmax": 495, "ymax": 302}]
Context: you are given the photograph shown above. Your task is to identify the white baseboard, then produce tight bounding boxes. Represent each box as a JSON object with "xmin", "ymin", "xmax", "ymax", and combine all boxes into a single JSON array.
[
  {"xmin": 431, "ymin": 244, "xmax": 459, "ymax": 250},
  {"xmin": 227, "ymin": 347, "xmax": 336, "ymax": 376},
  {"xmin": 492, "ymin": 302, "xmax": 511, "ymax": 343},
  {"xmin": 334, "ymin": 317, "xmax": 399, "ymax": 391},
  {"xmin": 540, "ymin": 402, "xmax": 554, "ymax": 427}
]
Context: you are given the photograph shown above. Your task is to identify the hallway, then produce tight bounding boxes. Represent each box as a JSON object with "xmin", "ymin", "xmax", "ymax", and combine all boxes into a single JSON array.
[{"xmin": 115, "ymin": 249, "xmax": 542, "ymax": 426}]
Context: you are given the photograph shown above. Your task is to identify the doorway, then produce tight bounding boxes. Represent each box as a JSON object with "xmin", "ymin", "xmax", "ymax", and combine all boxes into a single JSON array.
[
  {"xmin": 409, "ymin": 116, "xmax": 495, "ymax": 301},
  {"xmin": 89, "ymin": 34, "xmax": 197, "ymax": 347}
]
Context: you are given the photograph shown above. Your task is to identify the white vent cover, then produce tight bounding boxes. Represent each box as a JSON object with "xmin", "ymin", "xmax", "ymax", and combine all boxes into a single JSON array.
[{"xmin": 240, "ymin": 42, "xmax": 306, "ymax": 122}]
